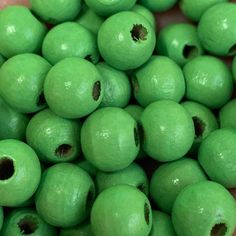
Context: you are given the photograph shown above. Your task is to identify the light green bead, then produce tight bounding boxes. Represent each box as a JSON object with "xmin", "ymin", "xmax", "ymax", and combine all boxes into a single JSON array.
[
  {"xmin": 76, "ymin": 158, "xmax": 98, "ymax": 178},
  {"xmin": 139, "ymin": 0, "xmax": 177, "ymax": 12},
  {"xmin": 124, "ymin": 105, "xmax": 144, "ymax": 122},
  {"xmin": 0, "ymin": 207, "xmax": 3, "ymax": 231},
  {"xmin": 60, "ymin": 221, "xmax": 93, "ymax": 236},
  {"xmin": 219, "ymin": 99, "xmax": 236, "ymax": 128},
  {"xmin": 233, "ymin": 55, "xmax": 236, "ymax": 81}
]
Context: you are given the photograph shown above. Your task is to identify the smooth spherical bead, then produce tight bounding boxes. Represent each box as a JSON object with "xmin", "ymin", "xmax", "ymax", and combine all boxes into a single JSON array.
[
  {"xmin": 141, "ymin": 100, "xmax": 194, "ymax": 162},
  {"xmin": 0, "ymin": 53, "xmax": 51, "ymax": 113},
  {"xmin": 0, "ymin": 208, "xmax": 57, "ymax": 236},
  {"xmin": 35, "ymin": 163, "xmax": 95, "ymax": 227},
  {"xmin": 76, "ymin": 158, "xmax": 98, "ymax": 177},
  {"xmin": 60, "ymin": 221, "xmax": 93, "ymax": 236},
  {"xmin": 124, "ymin": 105, "xmax": 144, "ymax": 122},
  {"xmin": 198, "ymin": 3, "xmax": 236, "ymax": 56},
  {"xmin": 132, "ymin": 56, "xmax": 185, "ymax": 107},
  {"xmin": 42, "ymin": 22, "xmax": 99, "ymax": 65},
  {"xmin": 150, "ymin": 158, "xmax": 207, "ymax": 213},
  {"xmin": 91, "ymin": 185, "xmax": 152, "ymax": 236},
  {"xmin": 84, "ymin": 0, "xmax": 136, "ymax": 17},
  {"xmin": 26, "ymin": 109, "xmax": 81, "ymax": 163},
  {"xmin": 179, "ymin": 0, "xmax": 228, "ymax": 22},
  {"xmin": 44, "ymin": 57, "xmax": 103, "ymax": 119},
  {"xmin": 219, "ymin": 99, "xmax": 236, "ymax": 128},
  {"xmin": 157, "ymin": 23, "xmax": 203, "ymax": 67},
  {"xmin": 30, "ymin": 0, "xmax": 82, "ymax": 24},
  {"xmin": 233, "ymin": 55, "xmax": 236, "ymax": 81},
  {"xmin": 0, "ymin": 207, "xmax": 3, "ymax": 231},
  {"xmin": 0, "ymin": 139, "xmax": 41, "ymax": 207},
  {"xmin": 183, "ymin": 56, "xmax": 233, "ymax": 109},
  {"xmin": 97, "ymin": 62, "xmax": 131, "ymax": 108},
  {"xmin": 139, "ymin": 0, "xmax": 177, "ymax": 12},
  {"xmin": 0, "ymin": 6, "xmax": 46, "ymax": 58},
  {"xmin": 98, "ymin": 11, "xmax": 156, "ymax": 70},
  {"xmin": 172, "ymin": 181, "xmax": 236, "ymax": 236},
  {"xmin": 81, "ymin": 107, "xmax": 139, "ymax": 171},
  {"xmin": 198, "ymin": 129, "xmax": 236, "ymax": 188}
]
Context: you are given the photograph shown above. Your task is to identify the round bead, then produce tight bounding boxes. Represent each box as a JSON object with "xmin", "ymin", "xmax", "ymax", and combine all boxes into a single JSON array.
[
  {"xmin": 91, "ymin": 185, "xmax": 152, "ymax": 236},
  {"xmin": 26, "ymin": 109, "xmax": 81, "ymax": 163},
  {"xmin": 141, "ymin": 100, "xmax": 194, "ymax": 162},
  {"xmin": 0, "ymin": 6, "xmax": 46, "ymax": 58},
  {"xmin": 42, "ymin": 22, "xmax": 99, "ymax": 65},
  {"xmin": 84, "ymin": 0, "xmax": 136, "ymax": 17},
  {"xmin": 198, "ymin": 3, "xmax": 236, "ymax": 56},
  {"xmin": 97, "ymin": 62, "xmax": 131, "ymax": 108},
  {"xmin": 198, "ymin": 128, "xmax": 236, "ymax": 188},
  {"xmin": 0, "ymin": 139, "xmax": 41, "ymax": 207},
  {"xmin": 60, "ymin": 221, "xmax": 93, "ymax": 236},
  {"xmin": 0, "ymin": 208, "xmax": 57, "ymax": 236},
  {"xmin": 172, "ymin": 181, "xmax": 236, "ymax": 236},
  {"xmin": 219, "ymin": 99, "xmax": 236, "ymax": 128},
  {"xmin": 233, "ymin": 55, "xmax": 236, "ymax": 81},
  {"xmin": 98, "ymin": 11, "xmax": 156, "ymax": 70},
  {"xmin": 139, "ymin": 0, "xmax": 177, "ymax": 12},
  {"xmin": 81, "ymin": 107, "xmax": 139, "ymax": 171},
  {"xmin": 132, "ymin": 56, "xmax": 185, "ymax": 107},
  {"xmin": 0, "ymin": 207, "xmax": 3, "ymax": 231},
  {"xmin": 30, "ymin": 0, "xmax": 82, "ymax": 24},
  {"xmin": 44, "ymin": 57, "xmax": 103, "ymax": 119},
  {"xmin": 124, "ymin": 104, "xmax": 144, "ymax": 122},
  {"xmin": 76, "ymin": 158, "xmax": 98, "ymax": 177},
  {"xmin": 157, "ymin": 23, "xmax": 203, "ymax": 67},
  {"xmin": 35, "ymin": 163, "xmax": 95, "ymax": 227}
]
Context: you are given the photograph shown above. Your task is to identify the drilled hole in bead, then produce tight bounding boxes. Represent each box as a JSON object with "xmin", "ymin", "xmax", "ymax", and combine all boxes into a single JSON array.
[
  {"xmin": 183, "ymin": 45, "xmax": 199, "ymax": 59},
  {"xmin": 55, "ymin": 144, "xmax": 72, "ymax": 158},
  {"xmin": 130, "ymin": 24, "xmax": 148, "ymax": 42},
  {"xmin": 192, "ymin": 116, "xmax": 205, "ymax": 138},
  {"xmin": 131, "ymin": 75, "xmax": 139, "ymax": 93},
  {"xmin": 92, "ymin": 81, "xmax": 101, "ymax": 101},
  {"xmin": 137, "ymin": 123, "xmax": 144, "ymax": 144},
  {"xmin": 229, "ymin": 44, "xmax": 236, "ymax": 55},
  {"xmin": 86, "ymin": 189, "xmax": 94, "ymax": 209},
  {"xmin": 17, "ymin": 215, "xmax": 39, "ymax": 235},
  {"xmin": 137, "ymin": 183, "xmax": 146, "ymax": 193},
  {"xmin": 0, "ymin": 158, "xmax": 14, "ymax": 180},
  {"xmin": 134, "ymin": 126, "xmax": 139, "ymax": 147},
  {"xmin": 36, "ymin": 92, "xmax": 46, "ymax": 107},
  {"xmin": 210, "ymin": 223, "xmax": 227, "ymax": 236},
  {"xmin": 144, "ymin": 203, "xmax": 150, "ymax": 225}
]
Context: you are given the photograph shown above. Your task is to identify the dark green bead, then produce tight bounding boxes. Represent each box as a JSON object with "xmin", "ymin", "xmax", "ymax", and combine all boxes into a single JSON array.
[
  {"xmin": 26, "ymin": 109, "xmax": 81, "ymax": 163},
  {"xmin": 0, "ymin": 207, "xmax": 3, "ymax": 231},
  {"xmin": 81, "ymin": 107, "xmax": 139, "ymax": 171},
  {"xmin": 35, "ymin": 163, "xmax": 95, "ymax": 227},
  {"xmin": 60, "ymin": 221, "xmax": 93, "ymax": 236},
  {"xmin": 0, "ymin": 55, "xmax": 5, "ymax": 67},
  {"xmin": 233, "ymin": 55, "xmax": 236, "ymax": 81},
  {"xmin": 42, "ymin": 22, "xmax": 99, "ymax": 65},
  {"xmin": 219, "ymin": 99, "xmax": 236, "ymax": 128},
  {"xmin": 0, "ymin": 53, "xmax": 51, "ymax": 113},
  {"xmin": 91, "ymin": 185, "xmax": 152, "ymax": 236},
  {"xmin": 172, "ymin": 181, "xmax": 236, "ymax": 236},
  {"xmin": 76, "ymin": 158, "xmax": 98, "ymax": 178},
  {"xmin": 139, "ymin": 0, "xmax": 177, "ymax": 12},
  {"xmin": 0, "ymin": 208, "xmax": 57, "ymax": 236},
  {"xmin": 0, "ymin": 6, "xmax": 46, "ymax": 58}
]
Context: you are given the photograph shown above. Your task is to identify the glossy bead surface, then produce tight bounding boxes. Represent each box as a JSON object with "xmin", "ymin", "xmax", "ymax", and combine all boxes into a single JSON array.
[
  {"xmin": 35, "ymin": 163, "xmax": 95, "ymax": 227},
  {"xmin": 97, "ymin": 62, "xmax": 131, "ymax": 108},
  {"xmin": 81, "ymin": 107, "xmax": 139, "ymax": 171},
  {"xmin": 172, "ymin": 181, "xmax": 236, "ymax": 236},
  {"xmin": 139, "ymin": 0, "xmax": 177, "ymax": 12},
  {"xmin": 219, "ymin": 99, "xmax": 236, "ymax": 128},
  {"xmin": 26, "ymin": 109, "xmax": 81, "ymax": 163},
  {"xmin": 60, "ymin": 221, "xmax": 93, "ymax": 236},
  {"xmin": 44, "ymin": 57, "xmax": 103, "ymax": 119},
  {"xmin": 141, "ymin": 100, "xmax": 194, "ymax": 162},
  {"xmin": 0, "ymin": 139, "xmax": 41, "ymax": 207},
  {"xmin": 0, "ymin": 6, "xmax": 46, "ymax": 58},
  {"xmin": 198, "ymin": 129, "xmax": 236, "ymax": 188},
  {"xmin": 132, "ymin": 56, "xmax": 185, "ymax": 107},
  {"xmin": 42, "ymin": 22, "xmax": 99, "ymax": 65},
  {"xmin": 0, "ymin": 207, "xmax": 3, "ymax": 231},
  {"xmin": 98, "ymin": 11, "xmax": 156, "ymax": 70},
  {"xmin": 91, "ymin": 185, "xmax": 152, "ymax": 236},
  {"xmin": 198, "ymin": 3, "xmax": 236, "ymax": 56}
]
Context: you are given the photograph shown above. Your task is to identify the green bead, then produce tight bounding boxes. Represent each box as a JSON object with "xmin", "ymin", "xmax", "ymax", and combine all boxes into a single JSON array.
[
  {"xmin": 139, "ymin": 0, "xmax": 177, "ymax": 12},
  {"xmin": 30, "ymin": 0, "xmax": 82, "ymax": 24},
  {"xmin": 44, "ymin": 57, "xmax": 103, "ymax": 119},
  {"xmin": 233, "ymin": 55, "xmax": 236, "ymax": 81},
  {"xmin": 198, "ymin": 128, "xmax": 236, "ymax": 188},
  {"xmin": 98, "ymin": 11, "xmax": 156, "ymax": 70},
  {"xmin": 76, "ymin": 158, "xmax": 98, "ymax": 178},
  {"xmin": 181, "ymin": 101, "xmax": 218, "ymax": 154},
  {"xmin": 150, "ymin": 158, "xmax": 207, "ymax": 213},
  {"xmin": 60, "ymin": 221, "xmax": 93, "ymax": 236},
  {"xmin": 42, "ymin": 22, "xmax": 99, "ymax": 65},
  {"xmin": 0, "ymin": 139, "xmax": 41, "ymax": 207},
  {"xmin": 26, "ymin": 109, "xmax": 81, "ymax": 163},
  {"xmin": 91, "ymin": 185, "xmax": 152, "ymax": 236},
  {"xmin": 0, "ymin": 208, "xmax": 57, "ymax": 236},
  {"xmin": 183, "ymin": 56, "xmax": 233, "ymax": 109},
  {"xmin": 0, "ymin": 55, "xmax": 5, "ymax": 67},
  {"xmin": 84, "ymin": 0, "xmax": 136, "ymax": 17},
  {"xmin": 132, "ymin": 56, "xmax": 185, "ymax": 107},
  {"xmin": 157, "ymin": 23, "xmax": 204, "ymax": 67},
  {"xmin": 149, "ymin": 211, "xmax": 176, "ymax": 236},
  {"xmin": 97, "ymin": 62, "xmax": 131, "ymax": 108},
  {"xmin": 35, "ymin": 163, "xmax": 95, "ymax": 227},
  {"xmin": 0, "ymin": 97, "xmax": 29, "ymax": 140},
  {"xmin": 0, "ymin": 6, "xmax": 46, "ymax": 58},
  {"xmin": 141, "ymin": 100, "xmax": 194, "ymax": 162},
  {"xmin": 219, "ymin": 99, "xmax": 236, "ymax": 128},
  {"xmin": 172, "ymin": 181, "xmax": 236, "ymax": 236},
  {"xmin": 179, "ymin": 0, "xmax": 228, "ymax": 22},
  {"xmin": 198, "ymin": 3, "xmax": 236, "ymax": 56},
  {"xmin": 124, "ymin": 105, "xmax": 144, "ymax": 122},
  {"xmin": 0, "ymin": 207, "xmax": 3, "ymax": 231},
  {"xmin": 96, "ymin": 162, "xmax": 149, "ymax": 195},
  {"xmin": 81, "ymin": 107, "xmax": 139, "ymax": 171},
  {"xmin": 0, "ymin": 53, "xmax": 51, "ymax": 113}
]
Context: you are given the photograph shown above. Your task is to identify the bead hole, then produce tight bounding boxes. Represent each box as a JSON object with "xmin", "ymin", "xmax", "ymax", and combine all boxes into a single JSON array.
[
  {"xmin": 144, "ymin": 202, "xmax": 150, "ymax": 225},
  {"xmin": 55, "ymin": 144, "xmax": 72, "ymax": 158},
  {"xmin": 192, "ymin": 116, "xmax": 205, "ymax": 138},
  {"xmin": 18, "ymin": 215, "xmax": 39, "ymax": 235},
  {"xmin": 92, "ymin": 81, "xmax": 101, "ymax": 101},
  {"xmin": 137, "ymin": 183, "xmax": 146, "ymax": 193},
  {"xmin": 183, "ymin": 45, "xmax": 199, "ymax": 59},
  {"xmin": 130, "ymin": 24, "xmax": 148, "ymax": 42},
  {"xmin": 36, "ymin": 92, "xmax": 46, "ymax": 107},
  {"xmin": 0, "ymin": 158, "xmax": 14, "ymax": 180},
  {"xmin": 211, "ymin": 223, "xmax": 227, "ymax": 236},
  {"xmin": 229, "ymin": 44, "xmax": 236, "ymax": 55},
  {"xmin": 131, "ymin": 74, "xmax": 139, "ymax": 93}
]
